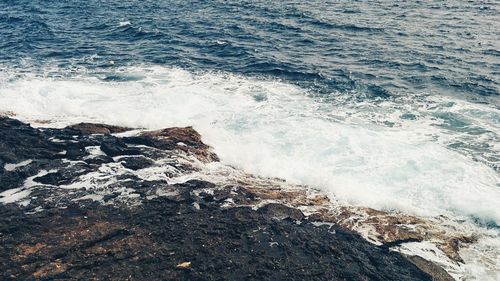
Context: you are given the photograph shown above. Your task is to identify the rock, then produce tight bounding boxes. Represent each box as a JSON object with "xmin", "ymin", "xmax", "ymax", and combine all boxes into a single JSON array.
[
  {"xmin": 32, "ymin": 260, "xmax": 67, "ymax": 278},
  {"xmin": 67, "ymin": 123, "xmax": 132, "ymax": 135},
  {"xmin": 120, "ymin": 156, "xmax": 154, "ymax": 170},
  {"xmin": 33, "ymin": 163, "xmax": 93, "ymax": 186},
  {"xmin": 0, "ymin": 200, "xmax": 433, "ymax": 281},
  {"xmin": 141, "ymin": 127, "xmax": 205, "ymax": 147},
  {"xmin": 84, "ymin": 155, "xmax": 114, "ymax": 165},
  {"xmin": 0, "ymin": 117, "xmax": 62, "ymax": 163},
  {"xmin": 0, "ymin": 117, "xmax": 441, "ymax": 281},
  {"xmin": 140, "ymin": 127, "xmax": 219, "ymax": 162},
  {"xmin": 405, "ymin": 255, "xmax": 455, "ymax": 281},
  {"xmin": 100, "ymin": 140, "xmax": 142, "ymax": 157},
  {"xmin": 258, "ymin": 203, "xmax": 305, "ymax": 221},
  {"xmin": 175, "ymin": 179, "xmax": 216, "ymax": 190},
  {"xmin": 437, "ymin": 236, "xmax": 477, "ymax": 263}
]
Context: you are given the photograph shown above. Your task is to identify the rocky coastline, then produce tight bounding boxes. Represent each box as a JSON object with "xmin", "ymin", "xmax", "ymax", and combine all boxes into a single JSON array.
[{"xmin": 0, "ymin": 116, "xmax": 456, "ymax": 280}]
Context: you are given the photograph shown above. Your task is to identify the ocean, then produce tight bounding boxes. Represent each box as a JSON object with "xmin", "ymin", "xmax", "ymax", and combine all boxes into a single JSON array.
[{"xmin": 0, "ymin": 0, "xmax": 499, "ymax": 279}]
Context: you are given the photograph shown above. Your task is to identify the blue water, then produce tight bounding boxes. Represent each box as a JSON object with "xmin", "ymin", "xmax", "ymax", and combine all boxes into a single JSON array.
[{"xmin": 1, "ymin": 0, "xmax": 499, "ymax": 99}]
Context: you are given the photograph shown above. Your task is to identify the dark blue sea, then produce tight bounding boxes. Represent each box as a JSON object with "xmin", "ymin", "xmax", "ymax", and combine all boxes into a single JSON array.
[
  {"xmin": 1, "ymin": 0, "xmax": 499, "ymax": 98},
  {"xmin": 0, "ymin": 1, "xmax": 499, "ymax": 278}
]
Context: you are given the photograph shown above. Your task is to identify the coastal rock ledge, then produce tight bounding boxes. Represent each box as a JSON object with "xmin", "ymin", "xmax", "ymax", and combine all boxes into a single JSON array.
[{"xmin": 0, "ymin": 117, "xmax": 451, "ymax": 281}]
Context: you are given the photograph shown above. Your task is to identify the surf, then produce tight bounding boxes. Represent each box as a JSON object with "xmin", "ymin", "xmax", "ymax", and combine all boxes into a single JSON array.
[{"xmin": 0, "ymin": 65, "xmax": 498, "ymax": 224}]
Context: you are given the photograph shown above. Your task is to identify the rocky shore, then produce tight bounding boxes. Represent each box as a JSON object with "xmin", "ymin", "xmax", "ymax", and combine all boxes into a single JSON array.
[{"xmin": 0, "ymin": 117, "xmax": 455, "ymax": 280}]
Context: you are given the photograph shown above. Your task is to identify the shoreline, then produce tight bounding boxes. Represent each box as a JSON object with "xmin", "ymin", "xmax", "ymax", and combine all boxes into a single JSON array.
[{"xmin": 0, "ymin": 116, "xmax": 477, "ymax": 280}]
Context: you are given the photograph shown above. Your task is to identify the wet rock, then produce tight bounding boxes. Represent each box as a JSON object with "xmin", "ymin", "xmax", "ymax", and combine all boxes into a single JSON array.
[
  {"xmin": 405, "ymin": 255, "xmax": 455, "ymax": 281},
  {"xmin": 0, "ymin": 117, "xmax": 208, "ymax": 203},
  {"xmin": 84, "ymin": 154, "xmax": 114, "ymax": 165},
  {"xmin": 175, "ymin": 179, "xmax": 216, "ymax": 190},
  {"xmin": 100, "ymin": 140, "xmax": 142, "ymax": 157},
  {"xmin": 437, "ymin": 236, "xmax": 477, "ymax": 263},
  {"xmin": 122, "ymin": 135, "xmax": 158, "ymax": 148},
  {"xmin": 0, "ymin": 117, "xmax": 61, "ymax": 163},
  {"xmin": 307, "ymin": 206, "xmax": 477, "ymax": 265},
  {"xmin": 120, "ymin": 156, "xmax": 154, "ymax": 170},
  {"xmin": 242, "ymin": 185, "xmax": 306, "ymax": 204},
  {"xmin": 141, "ymin": 127, "xmax": 205, "ymax": 147},
  {"xmin": 0, "ymin": 171, "xmax": 30, "ymax": 192},
  {"xmin": 0, "ymin": 201, "xmax": 433, "ymax": 281},
  {"xmin": 33, "ymin": 163, "xmax": 93, "ymax": 186},
  {"xmin": 258, "ymin": 203, "xmax": 305, "ymax": 221},
  {"xmin": 140, "ymin": 127, "xmax": 219, "ymax": 162},
  {"xmin": 67, "ymin": 123, "xmax": 132, "ymax": 135},
  {"xmin": 309, "ymin": 207, "xmax": 428, "ymax": 245},
  {"xmin": 0, "ymin": 117, "xmax": 441, "ymax": 280}
]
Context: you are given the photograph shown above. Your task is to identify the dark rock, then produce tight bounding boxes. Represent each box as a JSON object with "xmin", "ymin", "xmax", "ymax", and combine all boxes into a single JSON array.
[
  {"xmin": 120, "ymin": 156, "xmax": 155, "ymax": 170},
  {"xmin": 64, "ymin": 146, "xmax": 88, "ymax": 160},
  {"xmin": 0, "ymin": 117, "xmax": 62, "ymax": 163},
  {"xmin": 258, "ymin": 203, "xmax": 305, "ymax": 221},
  {"xmin": 100, "ymin": 140, "xmax": 142, "ymax": 157},
  {"xmin": 84, "ymin": 155, "xmax": 114, "ymax": 165},
  {"xmin": 0, "ymin": 117, "xmax": 437, "ymax": 281},
  {"xmin": 0, "ymin": 200, "xmax": 433, "ymax": 281},
  {"xmin": 33, "ymin": 163, "xmax": 93, "ymax": 186},
  {"xmin": 123, "ymin": 136, "xmax": 158, "ymax": 148},
  {"xmin": 175, "ymin": 179, "xmax": 216, "ymax": 190}
]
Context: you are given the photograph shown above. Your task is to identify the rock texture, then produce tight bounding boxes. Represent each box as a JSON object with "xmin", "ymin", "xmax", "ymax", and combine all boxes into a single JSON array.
[{"xmin": 0, "ymin": 117, "xmax": 449, "ymax": 280}]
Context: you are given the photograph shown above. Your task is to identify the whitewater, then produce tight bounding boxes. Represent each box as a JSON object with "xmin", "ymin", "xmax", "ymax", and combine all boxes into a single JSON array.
[{"xmin": 1, "ymin": 66, "xmax": 498, "ymax": 225}]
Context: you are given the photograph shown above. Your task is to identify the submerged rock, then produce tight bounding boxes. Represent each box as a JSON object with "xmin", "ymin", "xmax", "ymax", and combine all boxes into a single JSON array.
[{"xmin": 0, "ymin": 117, "xmax": 446, "ymax": 280}]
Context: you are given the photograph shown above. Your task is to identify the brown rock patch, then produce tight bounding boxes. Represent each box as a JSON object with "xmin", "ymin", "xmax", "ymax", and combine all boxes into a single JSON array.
[
  {"xmin": 141, "ymin": 127, "xmax": 219, "ymax": 162},
  {"xmin": 67, "ymin": 123, "xmax": 132, "ymax": 135}
]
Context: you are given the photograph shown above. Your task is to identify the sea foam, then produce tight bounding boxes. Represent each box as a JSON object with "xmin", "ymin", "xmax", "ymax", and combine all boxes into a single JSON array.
[{"xmin": 0, "ymin": 66, "xmax": 498, "ymax": 225}]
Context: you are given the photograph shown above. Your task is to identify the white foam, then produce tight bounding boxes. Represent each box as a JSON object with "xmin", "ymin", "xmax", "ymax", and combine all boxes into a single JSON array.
[
  {"xmin": 0, "ymin": 66, "xmax": 498, "ymax": 225},
  {"xmin": 85, "ymin": 146, "xmax": 106, "ymax": 156},
  {"xmin": 4, "ymin": 159, "xmax": 32, "ymax": 171},
  {"xmin": 0, "ymin": 187, "xmax": 32, "ymax": 204},
  {"xmin": 395, "ymin": 241, "xmax": 464, "ymax": 280},
  {"xmin": 0, "ymin": 169, "xmax": 51, "ymax": 204},
  {"xmin": 118, "ymin": 21, "xmax": 131, "ymax": 27},
  {"xmin": 460, "ymin": 236, "xmax": 500, "ymax": 281},
  {"xmin": 74, "ymin": 194, "xmax": 104, "ymax": 202}
]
